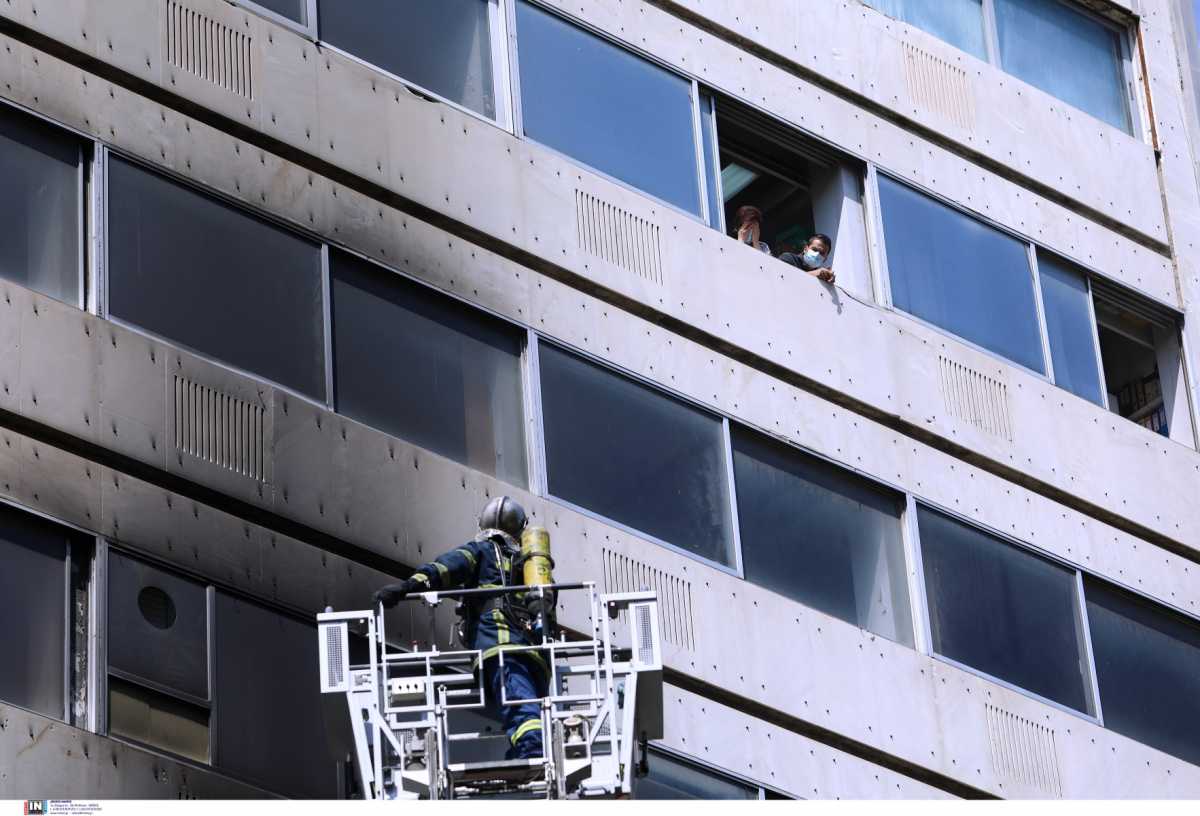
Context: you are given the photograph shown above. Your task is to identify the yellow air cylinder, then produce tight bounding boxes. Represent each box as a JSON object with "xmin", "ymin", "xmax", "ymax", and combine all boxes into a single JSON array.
[{"xmin": 521, "ymin": 526, "xmax": 553, "ymax": 586}]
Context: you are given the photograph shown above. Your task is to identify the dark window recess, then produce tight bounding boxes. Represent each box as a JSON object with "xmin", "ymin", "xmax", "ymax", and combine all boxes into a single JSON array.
[
  {"xmin": 214, "ymin": 592, "xmax": 337, "ymax": 798},
  {"xmin": 1094, "ymin": 294, "xmax": 1174, "ymax": 437},
  {"xmin": 1085, "ymin": 577, "xmax": 1200, "ymax": 767},
  {"xmin": 515, "ymin": 0, "xmax": 702, "ymax": 216},
  {"xmin": 107, "ymin": 156, "xmax": 326, "ymax": 400},
  {"xmin": 918, "ymin": 505, "xmax": 1095, "ymax": 715},
  {"xmin": 320, "ymin": 0, "xmax": 495, "ymax": 119},
  {"xmin": 108, "ymin": 675, "xmax": 211, "ymax": 764},
  {"xmin": 731, "ymin": 426, "xmax": 913, "ymax": 646},
  {"xmin": 107, "ymin": 551, "xmax": 209, "ymax": 702},
  {"xmin": 634, "ymin": 747, "xmax": 759, "ymax": 799},
  {"xmin": 0, "ymin": 502, "xmax": 75, "ymax": 720},
  {"xmin": 538, "ymin": 342, "xmax": 736, "ymax": 567},
  {"xmin": 0, "ymin": 103, "xmax": 83, "ymax": 305},
  {"xmin": 330, "ymin": 250, "xmax": 527, "ymax": 486}
]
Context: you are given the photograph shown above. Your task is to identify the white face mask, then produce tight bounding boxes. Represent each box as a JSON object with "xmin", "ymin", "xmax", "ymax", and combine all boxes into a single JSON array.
[{"xmin": 801, "ymin": 249, "xmax": 826, "ymax": 269}]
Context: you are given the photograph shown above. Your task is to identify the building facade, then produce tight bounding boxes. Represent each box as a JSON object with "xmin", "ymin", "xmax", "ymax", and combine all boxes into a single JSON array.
[{"xmin": 1, "ymin": 0, "xmax": 1200, "ymax": 800}]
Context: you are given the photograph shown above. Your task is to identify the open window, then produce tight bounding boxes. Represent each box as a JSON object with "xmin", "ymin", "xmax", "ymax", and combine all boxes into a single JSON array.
[
  {"xmin": 699, "ymin": 94, "xmax": 870, "ymax": 293},
  {"xmin": 1037, "ymin": 250, "xmax": 1192, "ymax": 445}
]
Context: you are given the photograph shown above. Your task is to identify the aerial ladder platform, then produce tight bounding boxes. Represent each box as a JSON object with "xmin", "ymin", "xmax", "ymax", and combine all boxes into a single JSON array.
[{"xmin": 316, "ymin": 582, "xmax": 663, "ymax": 799}]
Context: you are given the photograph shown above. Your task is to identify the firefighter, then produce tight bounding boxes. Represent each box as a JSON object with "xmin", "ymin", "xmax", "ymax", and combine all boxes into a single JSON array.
[{"xmin": 373, "ymin": 496, "xmax": 550, "ymax": 760}]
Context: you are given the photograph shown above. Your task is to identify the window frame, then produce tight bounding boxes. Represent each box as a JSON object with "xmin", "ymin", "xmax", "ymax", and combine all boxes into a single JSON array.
[
  {"xmin": 317, "ymin": 0, "xmax": 515, "ymax": 131},
  {"xmin": 909, "ymin": 497, "xmax": 1105, "ymax": 724},
  {"xmin": 100, "ymin": 146, "xmax": 333, "ymax": 412},
  {"xmin": 639, "ymin": 744, "xmax": 786, "ymax": 799},
  {"xmin": 232, "ymin": 0, "xmax": 318, "ymax": 39},
  {"xmin": 530, "ymin": 334, "xmax": 745, "ymax": 578},
  {"xmin": 507, "ymin": 0, "xmax": 711, "ymax": 223},
  {"xmin": 863, "ymin": 0, "xmax": 1141, "ymax": 137},
  {"xmin": 868, "ymin": 167, "xmax": 1196, "ymax": 443}
]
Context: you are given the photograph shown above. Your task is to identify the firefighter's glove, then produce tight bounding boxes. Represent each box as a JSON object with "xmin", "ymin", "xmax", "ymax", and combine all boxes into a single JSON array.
[{"xmin": 373, "ymin": 578, "xmax": 421, "ymax": 608}]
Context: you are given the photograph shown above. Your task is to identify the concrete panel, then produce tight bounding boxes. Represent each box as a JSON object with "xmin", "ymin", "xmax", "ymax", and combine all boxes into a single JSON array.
[
  {"xmin": 98, "ymin": 322, "xmax": 167, "ymax": 468},
  {"xmin": 0, "ymin": 703, "xmax": 272, "ymax": 798}
]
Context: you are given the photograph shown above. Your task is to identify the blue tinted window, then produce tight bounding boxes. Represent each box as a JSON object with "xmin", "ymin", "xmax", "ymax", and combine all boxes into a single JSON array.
[
  {"xmin": 865, "ymin": 0, "xmax": 987, "ymax": 60},
  {"xmin": 878, "ymin": 175, "xmax": 1045, "ymax": 373},
  {"xmin": 995, "ymin": 0, "xmax": 1130, "ymax": 132},
  {"xmin": 320, "ymin": 0, "xmax": 496, "ymax": 119},
  {"xmin": 516, "ymin": 1, "xmax": 702, "ymax": 215},
  {"xmin": 1085, "ymin": 578, "xmax": 1200, "ymax": 766},
  {"xmin": 919, "ymin": 506, "xmax": 1094, "ymax": 714},
  {"xmin": 246, "ymin": 0, "xmax": 308, "ymax": 25},
  {"xmin": 539, "ymin": 343, "xmax": 734, "ymax": 566},
  {"xmin": 1039, "ymin": 253, "xmax": 1104, "ymax": 406}
]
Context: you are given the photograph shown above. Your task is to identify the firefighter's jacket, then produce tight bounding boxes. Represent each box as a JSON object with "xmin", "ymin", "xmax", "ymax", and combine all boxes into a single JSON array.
[{"xmin": 408, "ymin": 530, "xmax": 548, "ymax": 675}]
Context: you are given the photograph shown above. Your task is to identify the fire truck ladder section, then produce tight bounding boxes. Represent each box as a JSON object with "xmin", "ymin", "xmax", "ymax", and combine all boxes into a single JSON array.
[{"xmin": 317, "ymin": 582, "xmax": 664, "ymax": 800}]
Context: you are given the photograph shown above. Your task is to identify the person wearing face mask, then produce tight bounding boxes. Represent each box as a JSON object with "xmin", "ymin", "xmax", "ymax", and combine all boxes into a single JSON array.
[
  {"xmin": 733, "ymin": 204, "xmax": 772, "ymax": 255},
  {"xmin": 780, "ymin": 234, "xmax": 836, "ymax": 283}
]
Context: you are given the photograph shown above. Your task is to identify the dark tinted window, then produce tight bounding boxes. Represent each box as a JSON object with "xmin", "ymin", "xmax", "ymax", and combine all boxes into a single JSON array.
[
  {"xmin": 919, "ymin": 506, "xmax": 1094, "ymax": 714},
  {"xmin": 635, "ymin": 748, "xmax": 759, "ymax": 799},
  {"xmin": 107, "ymin": 156, "xmax": 325, "ymax": 399},
  {"xmin": 331, "ymin": 250, "xmax": 527, "ymax": 485},
  {"xmin": 107, "ymin": 552, "xmax": 209, "ymax": 702},
  {"xmin": 539, "ymin": 343, "xmax": 735, "ymax": 566},
  {"xmin": 516, "ymin": 0, "xmax": 702, "ymax": 215},
  {"xmin": 320, "ymin": 0, "xmax": 495, "ymax": 118},
  {"xmin": 0, "ymin": 104, "xmax": 82, "ymax": 304},
  {"xmin": 1085, "ymin": 578, "xmax": 1200, "ymax": 766},
  {"xmin": 0, "ymin": 503, "xmax": 70, "ymax": 719},
  {"xmin": 732, "ymin": 427, "xmax": 912, "ymax": 645},
  {"xmin": 879, "ymin": 175, "xmax": 1044, "ymax": 373},
  {"xmin": 1039, "ymin": 253, "xmax": 1104, "ymax": 406},
  {"xmin": 214, "ymin": 592, "xmax": 335, "ymax": 798}
]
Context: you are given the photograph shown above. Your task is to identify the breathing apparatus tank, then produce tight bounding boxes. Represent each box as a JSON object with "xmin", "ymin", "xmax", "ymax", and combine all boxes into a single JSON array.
[{"xmin": 520, "ymin": 525, "xmax": 556, "ymax": 639}]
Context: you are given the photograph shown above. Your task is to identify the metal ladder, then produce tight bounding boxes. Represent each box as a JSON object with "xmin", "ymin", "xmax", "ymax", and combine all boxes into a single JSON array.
[{"xmin": 317, "ymin": 582, "xmax": 663, "ymax": 800}]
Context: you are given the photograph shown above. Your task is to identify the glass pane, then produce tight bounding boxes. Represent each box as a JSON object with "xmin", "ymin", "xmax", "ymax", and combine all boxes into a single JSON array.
[
  {"xmin": 1038, "ymin": 253, "xmax": 1104, "ymax": 406},
  {"xmin": 107, "ymin": 156, "xmax": 326, "ymax": 400},
  {"xmin": 107, "ymin": 551, "xmax": 209, "ymax": 702},
  {"xmin": 1085, "ymin": 577, "xmax": 1200, "ymax": 766},
  {"xmin": 864, "ymin": 0, "xmax": 987, "ymax": 60},
  {"xmin": 246, "ymin": 0, "xmax": 307, "ymax": 25},
  {"xmin": 995, "ymin": 0, "xmax": 1130, "ymax": 132},
  {"xmin": 732, "ymin": 427, "xmax": 913, "ymax": 646},
  {"xmin": 539, "ymin": 343, "xmax": 735, "ymax": 566},
  {"xmin": 108, "ymin": 676, "xmax": 210, "ymax": 763},
  {"xmin": 878, "ymin": 175, "xmax": 1045, "ymax": 373},
  {"xmin": 918, "ymin": 506, "xmax": 1093, "ymax": 714},
  {"xmin": 699, "ymin": 93, "xmax": 722, "ymax": 230},
  {"xmin": 330, "ymin": 250, "xmax": 527, "ymax": 485},
  {"xmin": 635, "ymin": 748, "xmax": 759, "ymax": 800},
  {"xmin": 0, "ymin": 104, "xmax": 82, "ymax": 304},
  {"xmin": 516, "ymin": 0, "xmax": 702, "ymax": 216},
  {"xmin": 320, "ymin": 0, "xmax": 495, "ymax": 119},
  {"xmin": 214, "ymin": 592, "xmax": 336, "ymax": 798},
  {"xmin": 0, "ymin": 503, "xmax": 68, "ymax": 719}
]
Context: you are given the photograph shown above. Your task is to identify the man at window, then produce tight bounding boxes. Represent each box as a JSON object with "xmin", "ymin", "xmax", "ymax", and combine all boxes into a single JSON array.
[
  {"xmin": 734, "ymin": 205, "xmax": 772, "ymax": 254},
  {"xmin": 780, "ymin": 233, "xmax": 836, "ymax": 284}
]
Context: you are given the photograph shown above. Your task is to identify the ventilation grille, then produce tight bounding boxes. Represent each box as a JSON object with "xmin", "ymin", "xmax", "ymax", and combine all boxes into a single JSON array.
[
  {"xmin": 576, "ymin": 190, "xmax": 664, "ymax": 285},
  {"xmin": 937, "ymin": 356, "xmax": 1013, "ymax": 441},
  {"xmin": 601, "ymin": 548, "xmax": 694, "ymax": 651},
  {"xmin": 985, "ymin": 704, "xmax": 1062, "ymax": 797},
  {"xmin": 166, "ymin": 1, "xmax": 254, "ymax": 99},
  {"xmin": 173, "ymin": 375, "xmax": 266, "ymax": 481},
  {"xmin": 320, "ymin": 623, "xmax": 348, "ymax": 693},
  {"xmin": 902, "ymin": 43, "xmax": 975, "ymax": 131},
  {"xmin": 634, "ymin": 603, "xmax": 655, "ymax": 665}
]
